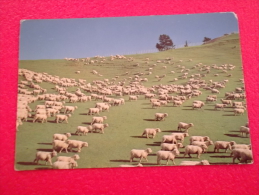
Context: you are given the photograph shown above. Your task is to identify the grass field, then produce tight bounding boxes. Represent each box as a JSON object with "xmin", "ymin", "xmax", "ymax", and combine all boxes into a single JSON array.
[{"xmin": 16, "ymin": 33, "xmax": 251, "ymax": 170}]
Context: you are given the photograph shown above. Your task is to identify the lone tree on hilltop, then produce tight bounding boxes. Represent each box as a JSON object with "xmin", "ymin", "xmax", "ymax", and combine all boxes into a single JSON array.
[
  {"xmin": 156, "ymin": 34, "xmax": 174, "ymax": 51},
  {"xmin": 184, "ymin": 40, "xmax": 188, "ymax": 47},
  {"xmin": 203, "ymin": 37, "xmax": 212, "ymax": 43}
]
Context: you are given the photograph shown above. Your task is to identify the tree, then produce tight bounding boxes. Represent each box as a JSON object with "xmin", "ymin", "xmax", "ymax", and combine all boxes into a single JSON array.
[
  {"xmin": 156, "ymin": 34, "xmax": 174, "ymax": 51},
  {"xmin": 203, "ymin": 37, "xmax": 211, "ymax": 43},
  {"xmin": 184, "ymin": 40, "xmax": 188, "ymax": 47}
]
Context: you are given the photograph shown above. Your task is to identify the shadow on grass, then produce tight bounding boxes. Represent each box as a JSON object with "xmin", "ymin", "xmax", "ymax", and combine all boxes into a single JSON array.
[
  {"xmin": 162, "ymin": 130, "xmax": 178, "ymax": 133},
  {"xmin": 37, "ymin": 143, "xmax": 52, "ymax": 145},
  {"xmin": 142, "ymin": 108, "xmax": 155, "ymax": 109},
  {"xmin": 110, "ymin": 160, "xmax": 130, "ymax": 163},
  {"xmin": 36, "ymin": 148, "xmax": 53, "ymax": 152},
  {"xmin": 79, "ymin": 113, "xmax": 89, "ymax": 115},
  {"xmin": 142, "ymin": 103, "xmax": 151, "ymax": 105},
  {"xmin": 224, "ymin": 133, "xmax": 239, "ymax": 137},
  {"xmin": 229, "ymin": 130, "xmax": 240, "ymax": 132},
  {"xmin": 82, "ymin": 122, "xmax": 91, "ymax": 125},
  {"xmin": 222, "ymin": 114, "xmax": 235, "ymax": 116},
  {"xmin": 143, "ymin": 119, "xmax": 156, "ymax": 121},
  {"xmin": 181, "ymin": 109, "xmax": 195, "ymax": 111},
  {"xmin": 146, "ymin": 143, "xmax": 160, "ymax": 146},
  {"xmin": 17, "ymin": 162, "xmax": 37, "ymax": 166},
  {"xmin": 205, "ymin": 109, "xmax": 220, "ymax": 111},
  {"xmin": 210, "ymin": 155, "xmax": 232, "ymax": 158},
  {"xmin": 48, "ymin": 121, "xmax": 58, "ymax": 124},
  {"xmin": 130, "ymin": 136, "xmax": 146, "ymax": 139},
  {"xmin": 141, "ymin": 163, "xmax": 157, "ymax": 166},
  {"xmin": 209, "ymin": 162, "xmax": 232, "ymax": 165},
  {"xmin": 183, "ymin": 106, "xmax": 192, "ymax": 107},
  {"xmin": 148, "ymin": 153, "xmax": 157, "ymax": 156},
  {"xmin": 224, "ymin": 110, "xmax": 234, "ymax": 112},
  {"xmin": 35, "ymin": 167, "xmax": 52, "ymax": 170}
]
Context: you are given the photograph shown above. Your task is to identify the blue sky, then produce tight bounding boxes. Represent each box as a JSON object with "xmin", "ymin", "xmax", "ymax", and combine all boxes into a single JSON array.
[{"xmin": 19, "ymin": 12, "xmax": 239, "ymax": 60}]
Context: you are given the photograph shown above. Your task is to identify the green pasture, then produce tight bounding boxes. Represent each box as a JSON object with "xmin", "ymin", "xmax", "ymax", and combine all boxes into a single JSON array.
[{"xmin": 15, "ymin": 33, "xmax": 250, "ymax": 171}]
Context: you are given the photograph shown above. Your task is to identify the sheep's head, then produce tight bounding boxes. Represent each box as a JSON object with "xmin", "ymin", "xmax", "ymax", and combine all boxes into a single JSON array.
[
  {"xmin": 201, "ymin": 160, "xmax": 210, "ymax": 165},
  {"xmin": 172, "ymin": 148, "xmax": 180, "ymax": 156},
  {"xmin": 75, "ymin": 106, "xmax": 78, "ymax": 109},
  {"xmin": 73, "ymin": 154, "xmax": 80, "ymax": 160},
  {"xmin": 104, "ymin": 124, "xmax": 109, "ymax": 128},
  {"xmin": 52, "ymin": 151, "xmax": 58, "ymax": 157},
  {"xmin": 177, "ymin": 143, "xmax": 184, "ymax": 148},
  {"xmin": 156, "ymin": 128, "xmax": 161, "ymax": 132},
  {"xmin": 103, "ymin": 116, "xmax": 107, "ymax": 120},
  {"xmin": 83, "ymin": 142, "xmax": 89, "ymax": 147},
  {"xmin": 137, "ymin": 163, "xmax": 143, "ymax": 167},
  {"xmin": 66, "ymin": 133, "xmax": 72, "ymax": 137},
  {"xmin": 164, "ymin": 113, "xmax": 168, "ymax": 117},
  {"xmin": 230, "ymin": 141, "xmax": 236, "ymax": 146},
  {"xmin": 67, "ymin": 114, "xmax": 72, "ymax": 118},
  {"xmin": 184, "ymin": 133, "xmax": 189, "ymax": 137},
  {"xmin": 189, "ymin": 123, "xmax": 194, "ymax": 127},
  {"xmin": 146, "ymin": 148, "xmax": 152, "ymax": 153}
]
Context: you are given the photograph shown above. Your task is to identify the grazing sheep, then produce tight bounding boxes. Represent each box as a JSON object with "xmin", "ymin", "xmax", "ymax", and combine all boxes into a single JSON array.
[
  {"xmin": 214, "ymin": 104, "xmax": 227, "ymax": 110},
  {"xmin": 211, "ymin": 89, "xmax": 220, "ymax": 94},
  {"xmin": 56, "ymin": 154, "xmax": 80, "ymax": 167},
  {"xmin": 231, "ymin": 144, "xmax": 251, "ymax": 150},
  {"xmin": 191, "ymin": 140, "xmax": 214, "ymax": 152},
  {"xmin": 52, "ymin": 161, "xmax": 77, "ymax": 169},
  {"xmin": 157, "ymin": 149, "xmax": 180, "ymax": 165},
  {"xmin": 55, "ymin": 114, "xmax": 71, "ymax": 123},
  {"xmin": 173, "ymin": 100, "xmax": 183, "ymax": 107},
  {"xmin": 234, "ymin": 108, "xmax": 245, "ymax": 116},
  {"xmin": 230, "ymin": 149, "xmax": 245, "ymax": 163},
  {"xmin": 53, "ymin": 133, "xmax": 71, "ymax": 141},
  {"xmin": 91, "ymin": 116, "xmax": 107, "ymax": 125},
  {"xmin": 214, "ymin": 141, "xmax": 236, "ymax": 153},
  {"xmin": 162, "ymin": 135, "xmax": 177, "ymax": 144},
  {"xmin": 130, "ymin": 148, "xmax": 152, "ymax": 163},
  {"xmin": 75, "ymin": 125, "xmax": 93, "ymax": 135},
  {"xmin": 34, "ymin": 151, "xmax": 57, "ymax": 165},
  {"xmin": 177, "ymin": 122, "xmax": 194, "ymax": 133},
  {"xmin": 67, "ymin": 140, "xmax": 88, "ymax": 152},
  {"xmin": 88, "ymin": 108, "xmax": 101, "ymax": 115},
  {"xmin": 129, "ymin": 95, "xmax": 139, "ymax": 101},
  {"xmin": 64, "ymin": 106, "xmax": 78, "ymax": 114},
  {"xmin": 189, "ymin": 136, "xmax": 210, "ymax": 144},
  {"xmin": 33, "ymin": 113, "xmax": 48, "ymax": 123},
  {"xmin": 152, "ymin": 101, "xmax": 161, "ymax": 109},
  {"xmin": 239, "ymin": 149, "xmax": 253, "ymax": 163},
  {"xmin": 53, "ymin": 140, "xmax": 70, "ymax": 153},
  {"xmin": 142, "ymin": 128, "xmax": 161, "ymax": 139},
  {"xmin": 161, "ymin": 143, "xmax": 184, "ymax": 151},
  {"xmin": 239, "ymin": 126, "xmax": 250, "ymax": 137},
  {"xmin": 119, "ymin": 163, "xmax": 143, "ymax": 167},
  {"xmin": 183, "ymin": 145, "xmax": 206, "ymax": 158},
  {"xmin": 221, "ymin": 99, "xmax": 232, "ymax": 105},
  {"xmin": 170, "ymin": 133, "xmax": 189, "ymax": 143},
  {"xmin": 92, "ymin": 123, "xmax": 109, "ymax": 134},
  {"xmin": 180, "ymin": 160, "xmax": 210, "ymax": 166},
  {"xmin": 155, "ymin": 113, "xmax": 168, "ymax": 121}
]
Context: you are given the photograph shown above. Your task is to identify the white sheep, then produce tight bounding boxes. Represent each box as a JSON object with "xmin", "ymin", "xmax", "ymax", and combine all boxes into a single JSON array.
[
  {"xmin": 214, "ymin": 103, "xmax": 227, "ymax": 110},
  {"xmin": 234, "ymin": 108, "xmax": 245, "ymax": 116},
  {"xmin": 156, "ymin": 149, "xmax": 180, "ymax": 165},
  {"xmin": 152, "ymin": 101, "xmax": 161, "ymax": 109},
  {"xmin": 177, "ymin": 122, "xmax": 194, "ymax": 133},
  {"xmin": 75, "ymin": 125, "xmax": 93, "ymax": 135},
  {"xmin": 173, "ymin": 100, "xmax": 183, "ymax": 107},
  {"xmin": 56, "ymin": 154, "xmax": 80, "ymax": 167},
  {"xmin": 52, "ymin": 161, "xmax": 77, "ymax": 169},
  {"xmin": 230, "ymin": 149, "xmax": 246, "ymax": 163},
  {"xmin": 239, "ymin": 149, "xmax": 253, "ymax": 163},
  {"xmin": 64, "ymin": 106, "xmax": 78, "ymax": 114},
  {"xmin": 34, "ymin": 151, "xmax": 57, "ymax": 165},
  {"xmin": 53, "ymin": 140, "xmax": 70, "ymax": 153},
  {"xmin": 142, "ymin": 128, "xmax": 161, "ymax": 138},
  {"xmin": 91, "ymin": 116, "xmax": 107, "ymax": 125},
  {"xmin": 119, "ymin": 163, "xmax": 143, "ymax": 167},
  {"xmin": 55, "ymin": 114, "xmax": 71, "ymax": 123},
  {"xmin": 214, "ymin": 141, "xmax": 236, "ymax": 153},
  {"xmin": 155, "ymin": 113, "xmax": 168, "ymax": 121},
  {"xmin": 91, "ymin": 123, "xmax": 109, "ymax": 134},
  {"xmin": 67, "ymin": 140, "xmax": 88, "ymax": 152},
  {"xmin": 88, "ymin": 108, "xmax": 101, "ymax": 115},
  {"xmin": 180, "ymin": 160, "xmax": 210, "ymax": 166},
  {"xmin": 53, "ymin": 133, "xmax": 71, "ymax": 141},
  {"xmin": 33, "ymin": 113, "xmax": 48, "ymax": 123},
  {"xmin": 239, "ymin": 126, "xmax": 250, "ymax": 137},
  {"xmin": 170, "ymin": 133, "xmax": 189, "ymax": 143},
  {"xmin": 231, "ymin": 144, "xmax": 251, "ymax": 150},
  {"xmin": 183, "ymin": 145, "xmax": 206, "ymax": 158},
  {"xmin": 129, "ymin": 95, "xmax": 139, "ymax": 101},
  {"xmin": 161, "ymin": 143, "xmax": 184, "ymax": 151},
  {"xmin": 162, "ymin": 135, "xmax": 177, "ymax": 144},
  {"xmin": 130, "ymin": 148, "xmax": 152, "ymax": 163},
  {"xmin": 191, "ymin": 140, "xmax": 214, "ymax": 153}
]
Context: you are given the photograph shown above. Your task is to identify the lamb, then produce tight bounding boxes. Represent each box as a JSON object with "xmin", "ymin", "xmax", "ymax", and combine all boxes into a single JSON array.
[
  {"xmin": 156, "ymin": 149, "xmax": 180, "ymax": 165},
  {"xmin": 34, "ymin": 151, "xmax": 57, "ymax": 165},
  {"xmin": 130, "ymin": 148, "xmax": 152, "ymax": 163},
  {"xmin": 64, "ymin": 106, "xmax": 78, "ymax": 114},
  {"xmin": 67, "ymin": 140, "xmax": 88, "ymax": 152},
  {"xmin": 179, "ymin": 160, "xmax": 210, "ymax": 166},
  {"xmin": 189, "ymin": 136, "xmax": 210, "ymax": 144},
  {"xmin": 91, "ymin": 116, "xmax": 107, "ymax": 125},
  {"xmin": 214, "ymin": 141, "xmax": 236, "ymax": 153},
  {"xmin": 142, "ymin": 128, "xmax": 161, "ymax": 139},
  {"xmin": 170, "ymin": 133, "xmax": 189, "ymax": 143},
  {"xmin": 161, "ymin": 143, "xmax": 184, "ymax": 151},
  {"xmin": 33, "ymin": 113, "xmax": 48, "ymax": 123},
  {"xmin": 239, "ymin": 126, "xmax": 250, "ymax": 137},
  {"xmin": 88, "ymin": 108, "xmax": 101, "ymax": 115},
  {"xmin": 52, "ymin": 140, "xmax": 70, "ymax": 153},
  {"xmin": 92, "ymin": 123, "xmax": 109, "ymax": 134},
  {"xmin": 52, "ymin": 161, "xmax": 77, "ymax": 169},
  {"xmin": 53, "ymin": 133, "xmax": 71, "ymax": 141},
  {"xmin": 183, "ymin": 145, "xmax": 207, "ymax": 158},
  {"xmin": 177, "ymin": 122, "xmax": 194, "ymax": 133},
  {"xmin": 191, "ymin": 140, "xmax": 214, "ymax": 153},
  {"xmin": 75, "ymin": 125, "xmax": 93, "ymax": 135},
  {"xmin": 55, "ymin": 114, "xmax": 71, "ymax": 123},
  {"xmin": 155, "ymin": 113, "xmax": 168, "ymax": 121},
  {"xmin": 119, "ymin": 163, "xmax": 143, "ymax": 167}
]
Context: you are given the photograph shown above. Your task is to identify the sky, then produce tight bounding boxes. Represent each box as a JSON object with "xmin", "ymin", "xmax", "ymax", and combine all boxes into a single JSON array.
[{"xmin": 19, "ymin": 12, "xmax": 239, "ymax": 60}]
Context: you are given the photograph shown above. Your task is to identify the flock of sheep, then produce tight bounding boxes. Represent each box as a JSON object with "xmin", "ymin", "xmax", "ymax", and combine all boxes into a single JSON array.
[{"xmin": 16, "ymin": 53, "xmax": 252, "ymax": 169}]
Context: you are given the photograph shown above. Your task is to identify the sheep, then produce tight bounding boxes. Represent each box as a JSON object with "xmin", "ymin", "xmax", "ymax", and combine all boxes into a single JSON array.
[
  {"xmin": 156, "ymin": 149, "xmax": 180, "ymax": 165},
  {"xmin": 52, "ymin": 161, "xmax": 77, "ymax": 169},
  {"xmin": 189, "ymin": 136, "xmax": 210, "ymax": 144},
  {"xmin": 192, "ymin": 102, "xmax": 205, "ymax": 110},
  {"xmin": 234, "ymin": 108, "xmax": 245, "ymax": 116},
  {"xmin": 88, "ymin": 108, "xmax": 101, "ymax": 115},
  {"xmin": 33, "ymin": 113, "xmax": 48, "ymax": 123},
  {"xmin": 55, "ymin": 114, "xmax": 71, "ymax": 123},
  {"xmin": 130, "ymin": 148, "xmax": 152, "ymax": 163},
  {"xmin": 119, "ymin": 163, "xmax": 143, "ymax": 167},
  {"xmin": 56, "ymin": 154, "xmax": 80, "ymax": 167},
  {"xmin": 17, "ymin": 110, "xmax": 31, "ymax": 122},
  {"xmin": 142, "ymin": 128, "xmax": 161, "ymax": 139},
  {"xmin": 231, "ymin": 144, "xmax": 251, "ymax": 150},
  {"xmin": 91, "ymin": 116, "xmax": 107, "ymax": 125},
  {"xmin": 162, "ymin": 135, "xmax": 177, "ymax": 144},
  {"xmin": 211, "ymin": 89, "xmax": 220, "ymax": 94},
  {"xmin": 67, "ymin": 140, "xmax": 88, "ymax": 152},
  {"xmin": 53, "ymin": 133, "xmax": 71, "ymax": 141},
  {"xmin": 214, "ymin": 141, "xmax": 236, "ymax": 153},
  {"xmin": 170, "ymin": 133, "xmax": 189, "ymax": 143},
  {"xmin": 239, "ymin": 126, "xmax": 250, "ymax": 137},
  {"xmin": 183, "ymin": 145, "xmax": 207, "ymax": 158},
  {"xmin": 92, "ymin": 123, "xmax": 109, "ymax": 134},
  {"xmin": 177, "ymin": 122, "xmax": 194, "ymax": 133},
  {"xmin": 206, "ymin": 96, "xmax": 217, "ymax": 103},
  {"xmin": 129, "ymin": 95, "xmax": 139, "ymax": 101},
  {"xmin": 155, "ymin": 113, "xmax": 168, "ymax": 121},
  {"xmin": 221, "ymin": 99, "xmax": 232, "ymax": 105},
  {"xmin": 75, "ymin": 125, "xmax": 93, "ymax": 135},
  {"xmin": 179, "ymin": 160, "xmax": 210, "ymax": 166},
  {"xmin": 152, "ymin": 101, "xmax": 161, "ymax": 109},
  {"xmin": 230, "ymin": 149, "xmax": 246, "ymax": 163},
  {"xmin": 239, "ymin": 149, "xmax": 253, "ymax": 163},
  {"xmin": 64, "ymin": 106, "xmax": 78, "ymax": 114},
  {"xmin": 191, "ymin": 140, "xmax": 214, "ymax": 153},
  {"xmin": 161, "ymin": 143, "xmax": 184, "ymax": 151},
  {"xmin": 214, "ymin": 104, "xmax": 227, "ymax": 110},
  {"xmin": 52, "ymin": 140, "xmax": 70, "ymax": 153},
  {"xmin": 173, "ymin": 100, "xmax": 183, "ymax": 107},
  {"xmin": 34, "ymin": 151, "xmax": 57, "ymax": 165}
]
